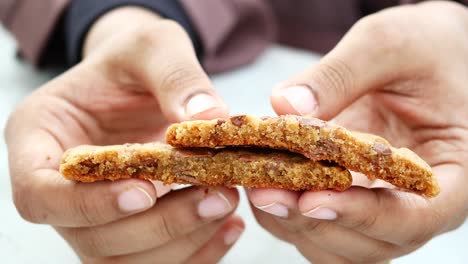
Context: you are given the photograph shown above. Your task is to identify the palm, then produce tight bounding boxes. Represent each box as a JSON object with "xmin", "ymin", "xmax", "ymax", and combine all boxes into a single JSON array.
[
  {"xmin": 335, "ymin": 82, "xmax": 468, "ymax": 168},
  {"xmin": 43, "ymin": 68, "xmax": 170, "ymax": 153},
  {"xmin": 334, "ymin": 77, "xmax": 468, "ymax": 193}
]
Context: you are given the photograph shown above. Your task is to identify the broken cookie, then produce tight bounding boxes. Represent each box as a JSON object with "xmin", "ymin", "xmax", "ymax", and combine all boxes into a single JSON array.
[
  {"xmin": 60, "ymin": 143, "xmax": 352, "ymax": 191},
  {"xmin": 166, "ymin": 115, "xmax": 440, "ymax": 197}
]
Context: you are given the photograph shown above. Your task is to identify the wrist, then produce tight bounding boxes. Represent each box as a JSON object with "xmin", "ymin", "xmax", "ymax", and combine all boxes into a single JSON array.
[{"xmin": 83, "ymin": 6, "xmax": 162, "ymax": 59}]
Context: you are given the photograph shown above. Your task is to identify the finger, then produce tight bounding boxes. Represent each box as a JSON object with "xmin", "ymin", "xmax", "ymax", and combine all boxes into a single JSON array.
[
  {"xmin": 249, "ymin": 204, "xmax": 297, "ymax": 243},
  {"xmin": 27, "ymin": 174, "xmax": 157, "ymax": 228},
  {"xmin": 186, "ymin": 215, "xmax": 245, "ymax": 264},
  {"xmin": 6, "ymin": 94, "xmax": 161, "ymax": 228},
  {"xmin": 101, "ymin": 20, "xmax": 229, "ymax": 122},
  {"xmin": 252, "ymin": 204, "xmax": 381, "ymax": 263},
  {"xmin": 249, "ymin": 189, "xmax": 398, "ymax": 263},
  {"xmin": 246, "ymin": 188, "xmax": 302, "ymax": 243},
  {"xmin": 94, "ymin": 215, "xmax": 244, "ymax": 264},
  {"xmin": 271, "ymin": 12, "xmax": 416, "ymax": 120},
  {"xmin": 247, "ymin": 188, "xmax": 300, "ymax": 219},
  {"xmin": 281, "ymin": 212, "xmax": 397, "ymax": 263},
  {"xmin": 58, "ymin": 187, "xmax": 239, "ymax": 258},
  {"xmin": 297, "ymin": 186, "xmax": 443, "ymax": 248},
  {"xmin": 295, "ymin": 240, "xmax": 352, "ymax": 264}
]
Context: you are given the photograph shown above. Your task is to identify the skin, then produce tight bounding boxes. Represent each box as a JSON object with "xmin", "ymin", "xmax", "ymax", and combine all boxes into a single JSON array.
[
  {"xmin": 5, "ymin": 1, "xmax": 468, "ymax": 264},
  {"xmin": 5, "ymin": 7, "xmax": 244, "ymax": 264},
  {"xmin": 249, "ymin": 1, "xmax": 468, "ymax": 263}
]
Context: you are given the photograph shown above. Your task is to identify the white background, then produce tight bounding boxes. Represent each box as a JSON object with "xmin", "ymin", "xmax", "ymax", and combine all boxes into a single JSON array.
[{"xmin": 1, "ymin": 27, "xmax": 467, "ymax": 263}]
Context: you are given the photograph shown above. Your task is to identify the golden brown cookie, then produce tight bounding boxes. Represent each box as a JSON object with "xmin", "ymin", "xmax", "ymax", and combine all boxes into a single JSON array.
[
  {"xmin": 60, "ymin": 143, "xmax": 352, "ymax": 191},
  {"xmin": 166, "ymin": 115, "xmax": 440, "ymax": 197}
]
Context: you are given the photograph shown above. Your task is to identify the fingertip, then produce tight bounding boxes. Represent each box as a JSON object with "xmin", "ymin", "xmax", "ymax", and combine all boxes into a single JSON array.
[
  {"xmin": 247, "ymin": 188, "xmax": 300, "ymax": 218},
  {"xmin": 298, "ymin": 187, "xmax": 374, "ymax": 216},
  {"xmin": 270, "ymin": 91, "xmax": 297, "ymax": 116},
  {"xmin": 112, "ymin": 178, "xmax": 157, "ymax": 214},
  {"xmin": 223, "ymin": 214, "xmax": 246, "ymax": 244},
  {"xmin": 185, "ymin": 93, "xmax": 229, "ymax": 120},
  {"xmin": 192, "ymin": 104, "xmax": 230, "ymax": 120},
  {"xmin": 248, "ymin": 188, "xmax": 299, "ymax": 207},
  {"xmin": 215, "ymin": 186, "xmax": 240, "ymax": 204},
  {"xmin": 228, "ymin": 214, "xmax": 246, "ymax": 228},
  {"xmin": 111, "ymin": 178, "xmax": 157, "ymax": 198},
  {"xmin": 271, "ymin": 84, "xmax": 317, "ymax": 116},
  {"xmin": 197, "ymin": 186, "xmax": 240, "ymax": 220},
  {"xmin": 223, "ymin": 222, "xmax": 244, "ymax": 246}
]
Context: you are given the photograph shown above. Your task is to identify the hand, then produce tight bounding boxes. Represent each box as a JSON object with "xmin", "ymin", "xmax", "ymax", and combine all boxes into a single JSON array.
[
  {"xmin": 249, "ymin": 2, "xmax": 468, "ymax": 263},
  {"xmin": 5, "ymin": 7, "xmax": 243, "ymax": 263}
]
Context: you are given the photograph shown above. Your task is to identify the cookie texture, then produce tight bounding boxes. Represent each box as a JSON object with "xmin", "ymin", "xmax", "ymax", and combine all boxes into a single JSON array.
[
  {"xmin": 60, "ymin": 143, "xmax": 352, "ymax": 191},
  {"xmin": 166, "ymin": 115, "xmax": 440, "ymax": 197}
]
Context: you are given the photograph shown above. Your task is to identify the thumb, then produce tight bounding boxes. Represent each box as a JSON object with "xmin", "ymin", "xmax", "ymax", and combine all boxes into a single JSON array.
[
  {"xmin": 116, "ymin": 20, "xmax": 229, "ymax": 122},
  {"xmin": 271, "ymin": 16, "xmax": 408, "ymax": 120}
]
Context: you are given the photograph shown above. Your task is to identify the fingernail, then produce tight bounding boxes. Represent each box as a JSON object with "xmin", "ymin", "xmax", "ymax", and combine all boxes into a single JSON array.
[
  {"xmin": 118, "ymin": 186, "xmax": 154, "ymax": 213},
  {"xmin": 185, "ymin": 93, "xmax": 220, "ymax": 118},
  {"xmin": 302, "ymin": 207, "xmax": 337, "ymax": 220},
  {"xmin": 255, "ymin": 202, "xmax": 289, "ymax": 218},
  {"xmin": 279, "ymin": 85, "xmax": 317, "ymax": 115},
  {"xmin": 198, "ymin": 191, "xmax": 232, "ymax": 219},
  {"xmin": 224, "ymin": 227, "xmax": 243, "ymax": 245}
]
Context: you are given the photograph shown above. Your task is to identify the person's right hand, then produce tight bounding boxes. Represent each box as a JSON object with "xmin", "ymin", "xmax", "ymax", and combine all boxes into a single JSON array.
[{"xmin": 5, "ymin": 6, "xmax": 243, "ymax": 263}]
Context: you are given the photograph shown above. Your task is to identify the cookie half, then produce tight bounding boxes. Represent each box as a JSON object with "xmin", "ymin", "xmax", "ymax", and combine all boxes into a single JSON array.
[
  {"xmin": 60, "ymin": 143, "xmax": 352, "ymax": 191},
  {"xmin": 166, "ymin": 115, "xmax": 440, "ymax": 197}
]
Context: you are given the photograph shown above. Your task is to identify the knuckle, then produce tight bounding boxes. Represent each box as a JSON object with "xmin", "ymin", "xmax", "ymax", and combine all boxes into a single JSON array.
[
  {"xmin": 13, "ymin": 184, "xmax": 39, "ymax": 223},
  {"xmin": 315, "ymin": 58, "xmax": 354, "ymax": 99},
  {"xmin": 254, "ymin": 214, "xmax": 293, "ymax": 242},
  {"xmin": 359, "ymin": 244, "xmax": 395, "ymax": 264},
  {"xmin": 303, "ymin": 220, "xmax": 330, "ymax": 235},
  {"xmin": 181, "ymin": 232, "xmax": 207, "ymax": 255},
  {"xmin": 4, "ymin": 109, "xmax": 17, "ymax": 142},
  {"xmin": 151, "ymin": 213, "xmax": 182, "ymax": 243},
  {"xmin": 158, "ymin": 64, "xmax": 204, "ymax": 93},
  {"xmin": 74, "ymin": 194, "xmax": 108, "ymax": 226},
  {"xmin": 350, "ymin": 212, "xmax": 378, "ymax": 233},
  {"xmin": 128, "ymin": 20, "xmax": 187, "ymax": 50},
  {"xmin": 422, "ymin": 1, "xmax": 466, "ymax": 15},
  {"xmin": 404, "ymin": 230, "xmax": 433, "ymax": 249},
  {"xmin": 158, "ymin": 19, "xmax": 187, "ymax": 36},
  {"xmin": 354, "ymin": 13, "xmax": 407, "ymax": 55},
  {"xmin": 131, "ymin": 25, "xmax": 160, "ymax": 49},
  {"xmin": 66, "ymin": 228, "xmax": 107, "ymax": 258},
  {"xmin": 403, "ymin": 207, "xmax": 441, "ymax": 247}
]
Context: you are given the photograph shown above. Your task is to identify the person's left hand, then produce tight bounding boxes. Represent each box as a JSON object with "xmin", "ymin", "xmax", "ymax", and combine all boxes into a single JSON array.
[{"xmin": 248, "ymin": 2, "xmax": 468, "ymax": 263}]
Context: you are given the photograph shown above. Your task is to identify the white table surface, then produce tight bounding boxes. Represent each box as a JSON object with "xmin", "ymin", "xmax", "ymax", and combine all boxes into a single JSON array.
[{"xmin": 1, "ymin": 27, "xmax": 467, "ymax": 264}]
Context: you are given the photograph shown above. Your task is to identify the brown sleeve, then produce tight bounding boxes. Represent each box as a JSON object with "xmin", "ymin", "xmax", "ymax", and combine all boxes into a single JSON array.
[
  {"xmin": 0, "ymin": 0, "xmax": 69, "ymax": 64},
  {"xmin": 179, "ymin": 0, "xmax": 276, "ymax": 73},
  {"xmin": 399, "ymin": 0, "xmax": 468, "ymax": 5}
]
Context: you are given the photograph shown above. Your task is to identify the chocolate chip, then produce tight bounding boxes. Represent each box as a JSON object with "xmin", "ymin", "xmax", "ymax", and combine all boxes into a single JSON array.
[
  {"xmin": 316, "ymin": 139, "xmax": 339, "ymax": 156},
  {"xmin": 299, "ymin": 117, "xmax": 326, "ymax": 128},
  {"xmin": 80, "ymin": 160, "xmax": 95, "ymax": 168},
  {"xmin": 139, "ymin": 158, "xmax": 159, "ymax": 168},
  {"xmin": 216, "ymin": 119, "xmax": 226, "ymax": 126},
  {"xmin": 175, "ymin": 174, "xmax": 203, "ymax": 185},
  {"xmin": 318, "ymin": 160, "xmax": 339, "ymax": 167},
  {"xmin": 373, "ymin": 142, "xmax": 392, "ymax": 156},
  {"xmin": 230, "ymin": 115, "xmax": 246, "ymax": 127}
]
